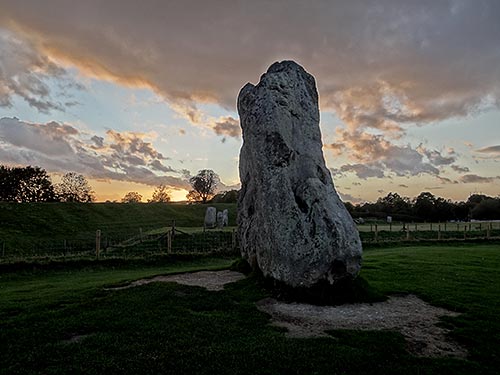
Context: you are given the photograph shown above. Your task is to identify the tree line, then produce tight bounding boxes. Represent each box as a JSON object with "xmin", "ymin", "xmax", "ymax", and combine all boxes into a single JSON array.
[
  {"xmin": 4, "ymin": 165, "xmax": 496, "ymax": 221},
  {"xmin": 0, "ymin": 165, "xmax": 223, "ymax": 204},
  {"xmin": 0, "ymin": 165, "xmax": 177, "ymax": 204},
  {"xmin": 345, "ymin": 192, "xmax": 500, "ymax": 222},
  {"xmin": 0, "ymin": 166, "xmax": 95, "ymax": 202}
]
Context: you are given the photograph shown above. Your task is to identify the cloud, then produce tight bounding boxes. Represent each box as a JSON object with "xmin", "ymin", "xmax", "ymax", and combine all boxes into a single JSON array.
[
  {"xmin": 0, "ymin": 117, "xmax": 190, "ymax": 189},
  {"xmin": 416, "ymin": 145, "xmax": 456, "ymax": 166},
  {"xmin": 210, "ymin": 116, "xmax": 241, "ymax": 138},
  {"xmin": 2, "ymin": 1, "xmax": 500, "ymax": 191},
  {"xmin": 475, "ymin": 145, "xmax": 500, "ymax": 159},
  {"xmin": 459, "ymin": 174, "xmax": 500, "ymax": 184},
  {"xmin": 436, "ymin": 176, "xmax": 458, "ymax": 184},
  {"xmin": 332, "ymin": 163, "xmax": 385, "ymax": 179},
  {"xmin": 398, "ymin": 184, "xmax": 408, "ymax": 188},
  {"xmin": 338, "ymin": 191, "xmax": 363, "ymax": 204},
  {"xmin": 0, "ymin": 29, "xmax": 80, "ymax": 113},
  {"xmin": 1, "ymin": 0, "xmax": 499, "ymax": 132},
  {"xmin": 327, "ymin": 130, "xmax": 440, "ymax": 179},
  {"xmin": 477, "ymin": 145, "xmax": 500, "ymax": 154},
  {"xmin": 451, "ymin": 165, "xmax": 470, "ymax": 173},
  {"xmin": 105, "ymin": 129, "xmax": 164, "ymax": 160}
]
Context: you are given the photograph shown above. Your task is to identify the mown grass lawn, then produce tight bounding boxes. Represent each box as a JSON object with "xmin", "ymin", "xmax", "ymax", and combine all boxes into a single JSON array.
[{"xmin": 0, "ymin": 244, "xmax": 499, "ymax": 374}]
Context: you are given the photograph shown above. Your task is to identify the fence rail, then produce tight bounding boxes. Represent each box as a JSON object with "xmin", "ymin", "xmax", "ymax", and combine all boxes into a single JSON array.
[
  {"xmin": 1, "ymin": 221, "xmax": 499, "ymax": 262},
  {"xmin": 0, "ymin": 226, "xmax": 239, "ymax": 262},
  {"xmin": 358, "ymin": 221, "xmax": 500, "ymax": 243}
]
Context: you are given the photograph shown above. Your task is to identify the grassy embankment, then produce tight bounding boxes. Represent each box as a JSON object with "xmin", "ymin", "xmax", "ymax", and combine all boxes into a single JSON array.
[
  {"xmin": 1, "ymin": 202, "xmax": 498, "ymax": 260},
  {"xmin": 0, "ymin": 244, "xmax": 499, "ymax": 374},
  {"xmin": 0, "ymin": 202, "xmax": 237, "ymax": 258}
]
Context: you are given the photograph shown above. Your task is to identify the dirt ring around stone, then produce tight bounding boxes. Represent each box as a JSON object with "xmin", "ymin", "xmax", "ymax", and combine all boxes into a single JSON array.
[
  {"xmin": 106, "ymin": 270, "xmax": 466, "ymax": 358},
  {"xmin": 257, "ymin": 294, "xmax": 467, "ymax": 358}
]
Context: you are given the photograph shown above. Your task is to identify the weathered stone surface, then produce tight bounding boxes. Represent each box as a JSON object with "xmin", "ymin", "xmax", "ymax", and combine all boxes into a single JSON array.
[
  {"xmin": 222, "ymin": 209, "xmax": 229, "ymax": 226},
  {"xmin": 237, "ymin": 61, "xmax": 362, "ymax": 288},
  {"xmin": 204, "ymin": 207, "xmax": 217, "ymax": 228}
]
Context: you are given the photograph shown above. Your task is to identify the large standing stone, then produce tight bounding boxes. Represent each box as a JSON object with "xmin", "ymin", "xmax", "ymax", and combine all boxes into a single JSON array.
[
  {"xmin": 237, "ymin": 61, "xmax": 362, "ymax": 288},
  {"xmin": 204, "ymin": 207, "xmax": 217, "ymax": 228},
  {"xmin": 222, "ymin": 209, "xmax": 229, "ymax": 227}
]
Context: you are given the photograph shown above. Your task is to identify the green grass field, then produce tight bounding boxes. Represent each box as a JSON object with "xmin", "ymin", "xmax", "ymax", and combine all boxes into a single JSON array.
[
  {"xmin": 1, "ymin": 244, "xmax": 499, "ymax": 374},
  {"xmin": 0, "ymin": 202, "xmax": 238, "ymax": 259},
  {"xmin": 0, "ymin": 202, "xmax": 237, "ymax": 238}
]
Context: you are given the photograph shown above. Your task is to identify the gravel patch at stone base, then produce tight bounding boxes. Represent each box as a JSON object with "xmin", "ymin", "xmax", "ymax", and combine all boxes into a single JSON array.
[
  {"xmin": 257, "ymin": 294, "xmax": 467, "ymax": 358},
  {"xmin": 107, "ymin": 272, "xmax": 466, "ymax": 358},
  {"xmin": 107, "ymin": 270, "xmax": 245, "ymax": 291}
]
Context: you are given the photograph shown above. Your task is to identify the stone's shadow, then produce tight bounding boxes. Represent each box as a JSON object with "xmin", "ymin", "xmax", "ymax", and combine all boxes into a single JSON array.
[
  {"xmin": 231, "ymin": 258, "xmax": 386, "ymax": 306},
  {"xmin": 266, "ymin": 276, "xmax": 387, "ymax": 306}
]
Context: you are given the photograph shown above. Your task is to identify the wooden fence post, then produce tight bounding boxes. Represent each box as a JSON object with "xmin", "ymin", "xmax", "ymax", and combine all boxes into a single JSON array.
[
  {"xmin": 2, "ymin": 241, "xmax": 5, "ymax": 257},
  {"xmin": 231, "ymin": 229, "xmax": 236, "ymax": 251},
  {"xmin": 167, "ymin": 230, "xmax": 172, "ymax": 254},
  {"xmin": 95, "ymin": 230, "xmax": 101, "ymax": 259},
  {"xmin": 406, "ymin": 226, "xmax": 410, "ymax": 241},
  {"xmin": 374, "ymin": 224, "xmax": 378, "ymax": 242},
  {"xmin": 438, "ymin": 225, "xmax": 441, "ymax": 240},
  {"xmin": 139, "ymin": 228, "xmax": 143, "ymax": 242},
  {"xmin": 171, "ymin": 220, "xmax": 176, "ymax": 238},
  {"xmin": 487, "ymin": 223, "xmax": 491, "ymax": 239},
  {"xmin": 463, "ymin": 226, "xmax": 467, "ymax": 240}
]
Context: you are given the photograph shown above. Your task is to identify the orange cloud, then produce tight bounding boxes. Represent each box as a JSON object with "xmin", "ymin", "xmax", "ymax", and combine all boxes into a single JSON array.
[{"xmin": 2, "ymin": 0, "xmax": 499, "ymax": 134}]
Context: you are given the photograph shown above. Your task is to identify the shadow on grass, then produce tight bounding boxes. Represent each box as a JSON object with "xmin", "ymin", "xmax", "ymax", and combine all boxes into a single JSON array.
[{"xmin": 231, "ymin": 258, "xmax": 386, "ymax": 306}]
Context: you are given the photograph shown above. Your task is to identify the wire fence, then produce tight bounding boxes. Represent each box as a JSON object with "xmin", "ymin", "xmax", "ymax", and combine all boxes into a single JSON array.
[
  {"xmin": 1, "ymin": 220, "xmax": 499, "ymax": 263},
  {"xmin": 358, "ymin": 221, "xmax": 500, "ymax": 243},
  {"xmin": 0, "ymin": 222, "xmax": 238, "ymax": 262}
]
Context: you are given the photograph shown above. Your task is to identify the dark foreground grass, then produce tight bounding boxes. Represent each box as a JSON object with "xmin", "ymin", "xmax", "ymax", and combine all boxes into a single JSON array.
[{"xmin": 1, "ymin": 244, "xmax": 499, "ymax": 374}]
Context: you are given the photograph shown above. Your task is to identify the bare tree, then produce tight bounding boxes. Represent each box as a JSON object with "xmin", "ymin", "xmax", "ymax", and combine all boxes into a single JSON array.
[
  {"xmin": 121, "ymin": 191, "xmax": 142, "ymax": 203},
  {"xmin": 55, "ymin": 172, "xmax": 95, "ymax": 202},
  {"xmin": 149, "ymin": 184, "xmax": 171, "ymax": 203},
  {"xmin": 187, "ymin": 169, "xmax": 220, "ymax": 203}
]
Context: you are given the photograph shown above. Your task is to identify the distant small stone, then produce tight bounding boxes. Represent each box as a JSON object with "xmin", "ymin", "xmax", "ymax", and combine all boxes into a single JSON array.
[
  {"xmin": 217, "ymin": 211, "xmax": 224, "ymax": 228},
  {"xmin": 204, "ymin": 206, "xmax": 217, "ymax": 228}
]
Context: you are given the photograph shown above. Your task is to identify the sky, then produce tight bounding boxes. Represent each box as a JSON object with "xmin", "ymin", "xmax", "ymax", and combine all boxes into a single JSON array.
[{"xmin": 0, "ymin": 0, "xmax": 499, "ymax": 203}]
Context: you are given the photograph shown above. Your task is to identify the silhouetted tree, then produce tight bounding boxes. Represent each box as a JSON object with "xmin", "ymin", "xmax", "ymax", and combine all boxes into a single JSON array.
[
  {"xmin": 413, "ymin": 192, "xmax": 437, "ymax": 221},
  {"xmin": 344, "ymin": 191, "xmax": 500, "ymax": 222},
  {"xmin": 434, "ymin": 196, "xmax": 455, "ymax": 222},
  {"xmin": 55, "ymin": 172, "xmax": 95, "ymax": 202},
  {"xmin": 210, "ymin": 189, "xmax": 238, "ymax": 203},
  {"xmin": 376, "ymin": 192, "xmax": 412, "ymax": 216},
  {"xmin": 471, "ymin": 197, "xmax": 500, "ymax": 220},
  {"xmin": 122, "ymin": 191, "xmax": 142, "ymax": 203},
  {"xmin": 149, "ymin": 184, "xmax": 171, "ymax": 203},
  {"xmin": 0, "ymin": 165, "xmax": 57, "ymax": 202},
  {"xmin": 187, "ymin": 169, "xmax": 220, "ymax": 203}
]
